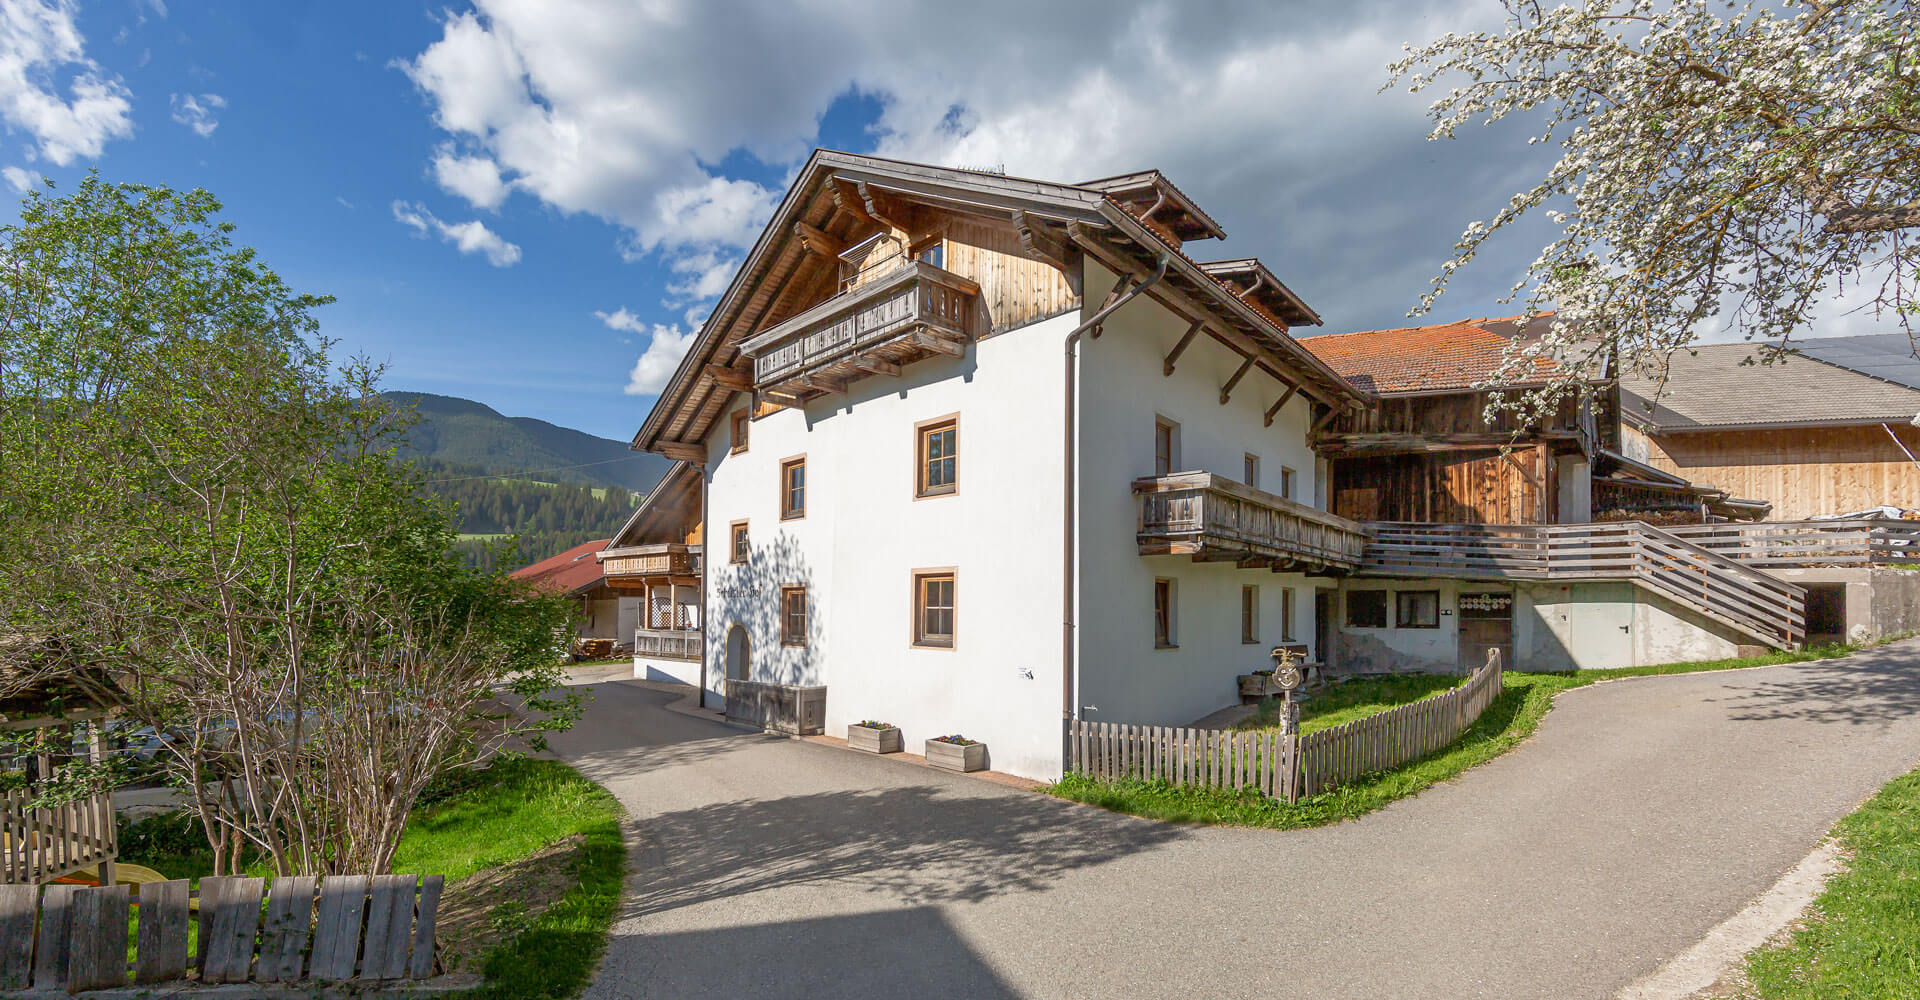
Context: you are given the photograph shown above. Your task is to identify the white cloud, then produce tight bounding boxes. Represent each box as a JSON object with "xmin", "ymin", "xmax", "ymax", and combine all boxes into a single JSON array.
[
  {"xmin": 431, "ymin": 147, "xmax": 510, "ymax": 209},
  {"xmin": 0, "ymin": 0, "xmax": 134, "ymax": 165},
  {"xmin": 169, "ymin": 92, "xmax": 225, "ymax": 137},
  {"xmin": 391, "ymin": 200, "xmax": 522, "ymax": 267},
  {"xmin": 3, "ymin": 165, "xmax": 40, "ymax": 192},
  {"xmin": 621, "ymin": 323, "xmax": 696, "ymax": 396},
  {"xmin": 665, "ymin": 249, "xmax": 737, "ymax": 302},
  {"xmin": 594, "ymin": 306, "xmax": 647, "ymax": 334}
]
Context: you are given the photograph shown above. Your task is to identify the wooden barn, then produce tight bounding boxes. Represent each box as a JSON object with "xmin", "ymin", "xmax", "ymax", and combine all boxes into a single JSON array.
[{"xmin": 1621, "ymin": 339, "xmax": 1920, "ymax": 520}]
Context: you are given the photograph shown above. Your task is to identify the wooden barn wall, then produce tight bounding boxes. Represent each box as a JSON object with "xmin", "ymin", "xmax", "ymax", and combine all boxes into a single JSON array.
[
  {"xmin": 1641, "ymin": 424, "xmax": 1920, "ymax": 520},
  {"xmin": 1328, "ymin": 391, "xmax": 1582, "ymax": 437},
  {"xmin": 1332, "ymin": 449, "xmax": 1549, "ymax": 524},
  {"xmin": 941, "ymin": 219, "xmax": 1079, "ymax": 333}
]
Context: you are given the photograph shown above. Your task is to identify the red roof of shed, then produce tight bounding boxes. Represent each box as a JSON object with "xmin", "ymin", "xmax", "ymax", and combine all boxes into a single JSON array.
[
  {"xmin": 1301, "ymin": 313, "xmax": 1563, "ymax": 394},
  {"xmin": 508, "ymin": 539, "xmax": 613, "ymax": 596}
]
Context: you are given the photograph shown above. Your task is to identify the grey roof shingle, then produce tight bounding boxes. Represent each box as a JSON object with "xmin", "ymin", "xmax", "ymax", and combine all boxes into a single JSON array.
[
  {"xmin": 1621, "ymin": 342, "xmax": 1920, "ymax": 432},
  {"xmin": 1791, "ymin": 333, "xmax": 1920, "ymax": 391}
]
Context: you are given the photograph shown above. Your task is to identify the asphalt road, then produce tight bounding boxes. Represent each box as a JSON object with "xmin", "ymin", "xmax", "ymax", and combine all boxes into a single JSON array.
[{"xmin": 546, "ymin": 641, "xmax": 1920, "ymax": 999}]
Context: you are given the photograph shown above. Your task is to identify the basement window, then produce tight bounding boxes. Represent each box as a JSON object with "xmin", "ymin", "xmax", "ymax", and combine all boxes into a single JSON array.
[{"xmin": 1346, "ymin": 591, "xmax": 1388, "ymax": 629}]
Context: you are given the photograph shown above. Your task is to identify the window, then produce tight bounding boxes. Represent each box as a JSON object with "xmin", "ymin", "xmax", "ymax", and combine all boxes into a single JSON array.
[
  {"xmin": 1153, "ymin": 578, "xmax": 1177, "ymax": 648},
  {"xmin": 1154, "ymin": 418, "xmax": 1179, "ymax": 477},
  {"xmin": 1243, "ymin": 453, "xmax": 1259, "ymax": 488},
  {"xmin": 1281, "ymin": 587, "xmax": 1296, "ymax": 641},
  {"xmin": 730, "ymin": 410, "xmax": 749, "ymax": 454},
  {"xmin": 916, "ymin": 416, "xmax": 958, "ymax": 497},
  {"xmin": 1240, "ymin": 585, "xmax": 1259, "ymax": 644},
  {"xmin": 915, "ymin": 240, "xmax": 945, "ymax": 269},
  {"xmin": 780, "ymin": 586, "xmax": 808, "ymax": 646},
  {"xmin": 1396, "ymin": 590, "xmax": 1441, "ymax": 629},
  {"xmin": 780, "ymin": 456, "xmax": 806, "ymax": 520},
  {"xmin": 913, "ymin": 570, "xmax": 956, "ymax": 648},
  {"xmin": 729, "ymin": 520, "xmax": 749, "ymax": 564},
  {"xmin": 1346, "ymin": 590, "xmax": 1388, "ymax": 628},
  {"xmin": 1280, "ymin": 466, "xmax": 1296, "ymax": 500}
]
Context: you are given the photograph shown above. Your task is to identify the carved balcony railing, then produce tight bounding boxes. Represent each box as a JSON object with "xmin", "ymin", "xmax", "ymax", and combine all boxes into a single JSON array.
[
  {"xmin": 599, "ymin": 543, "xmax": 699, "ymax": 581},
  {"xmin": 1135, "ymin": 472, "xmax": 1370, "ymax": 573},
  {"xmin": 634, "ymin": 627, "xmax": 703, "ymax": 661},
  {"xmin": 738, "ymin": 261, "xmax": 979, "ymax": 395}
]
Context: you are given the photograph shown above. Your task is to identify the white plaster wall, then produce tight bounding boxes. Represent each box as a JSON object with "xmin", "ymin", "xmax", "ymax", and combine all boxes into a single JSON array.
[
  {"xmin": 635, "ymin": 654, "xmax": 703, "ymax": 687},
  {"xmin": 1074, "ymin": 261, "xmax": 1326, "ymax": 729},
  {"xmin": 1332, "ymin": 579, "xmax": 1469, "ymax": 674},
  {"xmin": 699, "ymin": 311, "xmax": 1072, "ymax": 780}
]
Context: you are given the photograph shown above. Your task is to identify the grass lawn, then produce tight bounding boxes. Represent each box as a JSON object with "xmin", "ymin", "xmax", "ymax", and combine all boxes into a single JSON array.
[
  {"xmin": 118, "ymin": 757, "xmax": 624, "ymax": 999},
  {"xmin": 1234, "ymin": 673, "xmax": 1464, "ymax": 735},
  {"xmin": 1046, "ymin": 643, "xmax": 1859, "ymax": 830},
  {"xmin": 1737, "ymin": 765, "xmax": 1920, "ymax": 999}
]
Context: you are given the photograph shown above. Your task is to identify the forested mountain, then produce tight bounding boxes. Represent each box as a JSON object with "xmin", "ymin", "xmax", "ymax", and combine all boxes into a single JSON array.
[
  {"xmin": 420, "ymin": 458, "xmax": 642, "ymax": 573},
  {"xmin": 383, "ymin": 390, "xmax": 669, "ymax": 492}
]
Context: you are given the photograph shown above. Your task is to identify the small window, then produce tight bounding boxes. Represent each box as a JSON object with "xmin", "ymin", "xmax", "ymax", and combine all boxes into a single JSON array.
[
  {"xmin": 1280, "ymin": 466, "xmax": 1296, "ymax": 500},
  {"xmin": 780, "ymin": 456, "xmax": 806, "ymax": 520},
  {"xmin": 1243, "ymin": 454, "xmax": 1259, "ymax": 488},
  {"xmin": 1397, "ymin": 590, "xmax": 1441, "ymax": 629},
  {"xmin": 780, "ymin": 586, "xmax": 808, "ymax": 647},
  {"xmin": 1281, "ymin": 586, "xmax": 1296, "ymax": 641},
  {"xmin": 1240, "ymin": 585, "xmax": 1259, "ymax": 644},
  {"xmin": 915, "ymin": 241, "xmax": 945, "ymax": 269},
  {"xmin": 729, "ymin": 520, "xmax": 749, "ymax": 564},
  {"xmin": 917, "ymin": 417, "xmax": 958, "ymax": 497},
  {"xmin": 1154, "ymin": 578, "xmax": 1177, "ymax": 648},
  {"xmin": 1346, "ymin": 590, "xmax": 1388, "ymax": 629},
  {"xmin": 913, "ymin": 571, "xmax": 955, "ymax": 648},
  {"xmin": 730, "ymin": 410, "xmax": 749, "ymax": 454},
  {"xmin": 1154, "ymin": 418, "xmax": 1178, "ymax": 477}
]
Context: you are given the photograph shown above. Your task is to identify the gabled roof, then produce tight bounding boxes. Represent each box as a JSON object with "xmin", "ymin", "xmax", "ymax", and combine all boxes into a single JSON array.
[
  {"xmin": 1790, "ymin": 333, "xmax": 1920, "ymax": 391},
  {"xmin": 1077, "ymin": 169, "xmax": 1227, "ymax": 243},
  {"xmin": 1299, "ymin": 313, "xmax": 1564, "ymax": 395},
  {"xmin": 1621, "ymin": 342, "xmax": 1920, "ymax": 432},
  {"xmin": 631, "ymin": 150, "xmax": 1364, "ymax": 457},
  {"xmin": 1198, "ymin": 259, "xmax": 1321, "ymax": 328},
  {"xmin": 510, "ymin": 539, "xmax": 614, "ymax": 596},
  {"xmin": 605, "ymin": 461, "xmax": 700, "ymax": 549}
]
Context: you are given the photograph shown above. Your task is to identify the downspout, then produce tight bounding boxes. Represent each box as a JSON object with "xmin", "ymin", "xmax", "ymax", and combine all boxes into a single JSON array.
[
  {"xmin": 699, "ymin": 461, "xmax": 712, "ymax": 710},
  {"xmin": 1062, "ymin": 253, "xmax": 1170, "ymax": 753}
]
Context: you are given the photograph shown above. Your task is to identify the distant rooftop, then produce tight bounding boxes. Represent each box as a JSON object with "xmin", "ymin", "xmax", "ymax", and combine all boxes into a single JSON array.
[
  {"xmin": 1299, "ymin": 313, "xmax": 1562, "ymax": 394},
  {"xmin": 1789, "ymin": 333, "xmax": 1920, "ymax": 391},
  {"xmin": 1621, "ymin": 342, "xmax": 1920, "ymax": 432}
]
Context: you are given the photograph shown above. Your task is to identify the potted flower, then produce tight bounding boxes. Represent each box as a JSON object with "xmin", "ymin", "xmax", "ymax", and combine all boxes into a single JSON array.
[
  {"xmin": 848, "ymin": 720, "xmax": 903, "ymax": 754},
  {"xmin": 925, "ymin": 734, "xmax": 987, "ymax": 773}
]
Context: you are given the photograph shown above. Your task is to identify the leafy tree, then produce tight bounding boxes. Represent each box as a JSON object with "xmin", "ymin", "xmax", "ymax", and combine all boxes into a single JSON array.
[
  {"xmin": 0, "ymin": 175, "xmax": 579, "ymax": 876},
  {"xmin": 1390, "ymin": 0, "xmax": 1920, "ymax": 395}
]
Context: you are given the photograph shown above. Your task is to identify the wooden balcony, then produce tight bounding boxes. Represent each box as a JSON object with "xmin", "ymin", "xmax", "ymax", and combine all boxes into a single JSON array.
[
  {"xmin": 1135, "ymin": 472, "xmax": 1370, "ymax": 573},
  {"xmin": 599, "ymin": 543, "xmax": 699, "ymax": 583},
  {"xmin": 634, "ymin": 627, "xmax": 703, "ymax": 662},
  {"xmin": 738, "ymin": 261, "xmax": 980, "ymax": 395}
]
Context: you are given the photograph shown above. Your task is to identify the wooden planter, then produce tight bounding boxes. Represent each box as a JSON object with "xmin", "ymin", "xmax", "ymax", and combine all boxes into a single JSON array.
[
  {"xmin": 1238, "ymin": 673, "xmax": 1277, "ymax": 702},
  {"xmin": 925, "ymin": 738, "xmax": 987, "ymax": 773},
  {"xmin": 848, "ymin": 724, "xmax": 903, "ymax": 754}
]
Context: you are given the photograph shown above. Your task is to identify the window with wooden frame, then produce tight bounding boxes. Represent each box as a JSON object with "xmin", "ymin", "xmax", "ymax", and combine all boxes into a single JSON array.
[
  {"xmin": 1154, "ymin": 418, "xmax": 1179, "ymax": 477},
  {"xmin": 729, "ymin": 410, "xmax": 749, "ymax": 454},
  {"xmin": 1243, "ymin": 453, "xmax": 1259, "ymax": 488},
  {"xmin": 1280, "ymin": 466, "xmax": 1296, "ymax": 500},
  {"xmin": 1240, "ymin": 585, "xmax": 1259, "ymax": 644},
  {"xmin": 1396, "ymin": 590, "xmax": 1440, "ymax": 629},
  {"xmin": 779, "ymin": 456, "xmax": 806, "ymax": 520},
  {"xmin": 1281, "ymin": 587, "xmax": 1296, "ymax": 641},
  {"xmin": 780, "ymin": 586, "xmax": 808, "ymax": 647},
  {"xmin": 1346, "ymin": 590, "xmax": 1388, "ymax": 629},
  {"xmin": 912, "ymin": 234, "xmax": 946, "ymax": 270},
  {"xmin": 1154, "ymin": 578, "xmax": 1177, "ymax": 648},
  {"xmin": 912, "ymin": 570, "xmax": 956, "ymax": 648},
  {"xmin": 916, "ymin": 416, "xmax": 958, "ymax": 498},
  {"xmin": 729, "ymin": 520, "xmax": 749, "ymax": 564}
]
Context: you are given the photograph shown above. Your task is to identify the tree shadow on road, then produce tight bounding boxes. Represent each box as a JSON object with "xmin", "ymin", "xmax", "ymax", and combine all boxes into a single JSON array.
[
  {"xmin": 626, "ymin": 783, "xmax": 1185, "ymax": 917},
  {"xmin": 1715, "ymin": 645, "xmax": 1920, "ymax": 727}
]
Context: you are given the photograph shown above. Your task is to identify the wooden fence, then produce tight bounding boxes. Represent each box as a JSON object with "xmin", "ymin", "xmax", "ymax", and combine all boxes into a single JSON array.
[
  {"xmin": 0, "ymin": 873, "xmax": 442, "ymax": 990},
  {"xmin": 1, "ymin": 787, "xmax": 116, "ymax": 886},
  {"xmin": 1068, "ymin": 652, "xmax": 1504, "ymax": 803}
]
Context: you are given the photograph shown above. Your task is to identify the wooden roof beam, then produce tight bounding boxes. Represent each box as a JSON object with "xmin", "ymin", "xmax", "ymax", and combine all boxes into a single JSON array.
[
  {"xmin": 658, "ymin": 441, "xmax": 706, "ymax": 464},
  {"xmin": 1264, "ymin": 384, "xmax": 1301, "ymax": 427},
  {"xmin": 1219, "ymin": 357, "xmax": 1256, "ymax": 405},
  {"xmin": 1162, "ymin": 320, "xmax": 1202, "ymax": 376},
  {"xmin": 703, "ymin": 365, "xmax": 754, "ymax": 391},
  {"xmin": 792, "ymin": 220, "xmax": 845, "ymax": 259}
]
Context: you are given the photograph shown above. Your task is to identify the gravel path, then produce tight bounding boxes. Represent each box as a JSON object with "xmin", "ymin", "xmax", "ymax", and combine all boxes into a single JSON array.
[{"xmin": 547, "ymin": 641, "xmax": 1920, "ymax": 999}]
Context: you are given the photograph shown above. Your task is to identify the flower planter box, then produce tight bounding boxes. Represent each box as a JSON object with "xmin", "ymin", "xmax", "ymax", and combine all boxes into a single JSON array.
[
  {"xmin": 925, "ymin": 738, "xmax": 987, "ymax": 773},
  {"xmin": 848, "ymin": 724, "xmax": 903, "ymax": 754}
]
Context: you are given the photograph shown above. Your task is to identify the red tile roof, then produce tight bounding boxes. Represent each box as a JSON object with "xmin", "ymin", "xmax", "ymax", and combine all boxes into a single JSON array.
[
  {"xmin": 1299, "ymin": 313, "xmax": 1563, "ymax": 395},
  {"xmin": 509, "ymin": 539, "xmax": 613, "ymax": 596}
]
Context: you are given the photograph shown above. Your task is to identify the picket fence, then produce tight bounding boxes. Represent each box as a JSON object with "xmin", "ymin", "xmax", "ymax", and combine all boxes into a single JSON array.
[
  {"xmin": 1068, "ymin": 651, "xmax": 1504, "ymax": 803},
  {"xmin": 0, "ymin": 872, "xmax": 442, "ymax": 991}
]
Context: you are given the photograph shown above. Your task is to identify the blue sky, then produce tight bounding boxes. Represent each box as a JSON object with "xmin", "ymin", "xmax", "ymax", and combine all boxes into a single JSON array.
[{"xmin": 1, "ymin": 1, "xmax": 1882, "ymax": 443}]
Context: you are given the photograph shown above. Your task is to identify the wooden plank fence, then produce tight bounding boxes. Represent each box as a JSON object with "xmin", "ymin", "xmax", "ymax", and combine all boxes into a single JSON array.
[
  {"xmin": 0, "ymin": 873, "xmax": 443, "ymax": 991},
  {"xmin": 1068, "ymin": 651, "xmax": 1504, "ymax": 803},
  {"xmin": 1, "ymin": 787, "xmax": 117, "ymax": 886}
]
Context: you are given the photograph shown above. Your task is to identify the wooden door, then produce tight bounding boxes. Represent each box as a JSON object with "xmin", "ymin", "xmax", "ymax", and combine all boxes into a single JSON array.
[{"xmin": 1456, "ymin": 591, "xmax": 1513, "ymax": 671}]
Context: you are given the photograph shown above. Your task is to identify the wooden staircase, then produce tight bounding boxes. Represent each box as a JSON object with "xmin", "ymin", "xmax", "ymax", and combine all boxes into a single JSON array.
[{"xmin": 1361, "ymin": 521, "xmax": 1806, "ymax": 650}]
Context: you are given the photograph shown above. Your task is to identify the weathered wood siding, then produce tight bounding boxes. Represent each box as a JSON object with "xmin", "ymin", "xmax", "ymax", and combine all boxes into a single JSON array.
[
  {"xmin": 941, "ymin": 218, "xmax": 1078, "ymax": 333},
  {"xmin": 1634, "ymin": 423, "xmax": 1920, "ymax": 520},
  {"xmin": 1331, "ymin": 448, "xmax": 1550, "ymax": 524}
]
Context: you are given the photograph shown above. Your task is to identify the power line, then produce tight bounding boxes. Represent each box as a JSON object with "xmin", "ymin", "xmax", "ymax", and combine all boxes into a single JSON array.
[{"xmin": 421, "ymin": 453, "xmax": 651, "ymax": 485}]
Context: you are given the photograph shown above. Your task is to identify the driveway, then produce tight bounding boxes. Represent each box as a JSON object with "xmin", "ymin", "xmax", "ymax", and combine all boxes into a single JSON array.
[{"xmin": 545, "ymin": 641, "xmax": 1920, "ymax": 999}]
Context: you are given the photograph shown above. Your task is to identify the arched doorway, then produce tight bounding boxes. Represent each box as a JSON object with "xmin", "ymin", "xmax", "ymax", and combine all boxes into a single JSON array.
[{"xmin": 725, "ymin": 624, "xmax": 750, "ymax": 685}]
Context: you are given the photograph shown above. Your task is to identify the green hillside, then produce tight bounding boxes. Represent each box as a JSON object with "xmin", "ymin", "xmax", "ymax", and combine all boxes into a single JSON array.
[{"xmin": 383, "ymin": 390, "xmax": 669, "ymax": 493}]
